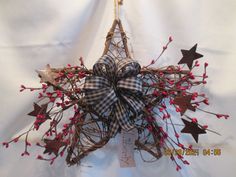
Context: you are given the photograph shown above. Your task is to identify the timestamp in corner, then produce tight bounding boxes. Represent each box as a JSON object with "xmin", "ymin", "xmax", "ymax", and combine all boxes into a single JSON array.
[{"xmin": 164, "ymin": 148, "xmax": 222, "ymax": 156}]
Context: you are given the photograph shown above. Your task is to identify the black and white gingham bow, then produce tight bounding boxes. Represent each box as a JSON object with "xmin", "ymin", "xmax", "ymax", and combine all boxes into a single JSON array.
[{"xmin": 84, "ymin": 55, "xmax": 144, "ymax": 137}]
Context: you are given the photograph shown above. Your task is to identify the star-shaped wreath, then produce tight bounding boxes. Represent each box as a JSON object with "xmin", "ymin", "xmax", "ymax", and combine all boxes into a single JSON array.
[{"xmin": 3, "ymin": 19, "xmax": 229, "ymax": 171}]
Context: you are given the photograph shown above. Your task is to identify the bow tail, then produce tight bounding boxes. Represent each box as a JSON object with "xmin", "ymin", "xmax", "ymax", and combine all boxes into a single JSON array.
[
  {"xmin": 121, "ymin": 94, "xmax": 145, "ymax": 115},
  {"xmin": 109, "ymin": 119, "xmax": 120, "ymax": 137},
  {"xmin": 109, "ymin": 100, "xmax": 135, "ymax": 137}
]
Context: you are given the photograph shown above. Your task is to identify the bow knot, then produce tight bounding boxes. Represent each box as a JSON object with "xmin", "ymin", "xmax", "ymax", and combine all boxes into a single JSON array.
[{"xmin": 84, "ymin": 55, "xmax": 144, "ymax": 136}]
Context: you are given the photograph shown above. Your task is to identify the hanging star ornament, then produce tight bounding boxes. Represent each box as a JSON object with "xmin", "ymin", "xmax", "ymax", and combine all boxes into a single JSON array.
[
  {"xmin": 181, "ymin": 119, "xmax": 206, "ymax": 143},
  {"xmin": 28, "ymin": 103, "xmax": 51, "ymax": 129},
  {"xmin": 178, "ymin": 44, "xmax": 203, "ymax": 69},
  {"xmin": 36, "ymin": 64, "xmax": 58, "ymax": 85},
  {"xmin": 28, "ymin": 103, "xmax": 48, "ymax": 117},
  {"xmin": 43, "ymin": 139, "xmax": 67, "ymax": 156},
  {"xmin": 173, "ymin": 95, "xmax": 196, "ymax": 115}
]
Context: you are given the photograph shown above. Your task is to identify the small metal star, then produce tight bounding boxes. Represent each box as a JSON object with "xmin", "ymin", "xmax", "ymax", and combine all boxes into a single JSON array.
[
  {"xmin": 28, "ymin": 103, "xmax": 48, "ymax": 117},
  {"xmin": 36, "ymin": 64, "xmax": 58, "ymax": 85},
  {"xmin": 181, "ymin": 119, "xmax": 206, "ymax": 143},
  {"xmin": 43, "ymin": 139, "xmax": 66, "ymax": 156},
  {"xmin": 178, "ymin": 44, "xmax": 203, "ymax": 69},
  {"xmin": 174, "ymin": 95, "xmax": 196, "ymax": 116}
]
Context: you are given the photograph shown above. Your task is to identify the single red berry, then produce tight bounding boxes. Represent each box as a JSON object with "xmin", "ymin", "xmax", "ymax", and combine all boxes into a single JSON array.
[
  {"xmin": 147, "ymin": 125, "xmax": 153, "ymax": 132},
  {"xmin": 195, "ymin": 60, "xmax": 200, "ymax": 67},
  {"xmin": 216, "ymin": 114, "xmax": 222, "ymax": 119},
  {"xmin": 26, "ymin": 141, "xmax": 31, "ymax": 146},
  {"xmin": 191, "ymin": 118, "xmax": 198, "ymax": 123},
  {"xmin": 78, "ymin": 72, "xmax": 86, "ymax": 79},
  {"xmin": 20, "ymin": 85, "xmax": 26, "ymax": 89},
  {"xmin": 13, "ymin": 137, "xmax": 19, "ymax": 143},
  {"xmin": 203, "ymin": 99, "xmax": 209, "ymax": 105},
  {"xmin": 60, "ymin": 151, "xmax": 64, "ymax": 157},
  {"xmin": 176, "ymin": 107, "xmax": 182, "ymax": 113},
  {"xmin": 37, "ymin": 155, "xmax": 43, "ymax": 160},
  {"xmin": 178, "ymin": 143, "xmax": 184, "ymax": 148},
  {"xmin": 183, "ymin": 160, "xmax": 190, "ymax": 165},
  {"xmin": 24, "ymin": 151, "xmax": 30, "ymax": 156},
  {"xmin": 224, "ymin": 115, "xmax": 229, "ymax": 119},
  {"xmin": 203, "ymin": 125, "xmax": 208, "ymax": 129},
  {"xmin": 177, "ymin": 154, "xmax": 183, "ymax": 159},
  {"xmin": 176, "ymin": 165, "xmax": 181, "ymax": 171},
  {"xmin": 152, "ymin": 90, "xmax": 159, "ymax": 97},
  {"xmin": 79, "ymin": 57, "xmax": 84, "ymax": 66},
  {"xmin": 169, "ymin": 99, "xmax": 174, "ymax": 105}
]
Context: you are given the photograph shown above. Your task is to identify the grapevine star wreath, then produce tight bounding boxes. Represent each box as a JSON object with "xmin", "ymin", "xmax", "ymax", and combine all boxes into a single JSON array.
[{"xmin": 3, "ymin": 0, "xmax": 229, "ymax": 170}]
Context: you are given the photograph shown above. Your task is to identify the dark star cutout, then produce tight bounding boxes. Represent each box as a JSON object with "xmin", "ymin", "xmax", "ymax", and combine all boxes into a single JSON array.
[
  {"xmin": 174, "ymin": 95, "xmax": 196, "ymax": 115},
  {"xmin": 181, "ymin": 119, "xmax": 206, "ymax": 143},
  {"xmin": 178, "ymin": 44, "xmax": 203, "ymax": 69},
  {"xmin": 43, "ymin": 139, "xmax": 67, "ymax": 156},
  {"xmin": 28, "ymin": 103, "xmax": 49, "ymax": 118}
]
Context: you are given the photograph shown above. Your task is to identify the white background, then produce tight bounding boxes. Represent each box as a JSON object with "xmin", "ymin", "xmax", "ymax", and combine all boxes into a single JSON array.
[{"xmin": 0, "ymin": 0, "xmax": 236, "ymax": 177}]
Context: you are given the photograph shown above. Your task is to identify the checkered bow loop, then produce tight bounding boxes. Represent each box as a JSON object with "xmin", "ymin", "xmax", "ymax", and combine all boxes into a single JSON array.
[{"xmin": 84, "ymin": 55, "xmax": 144, "ymax": 137}]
